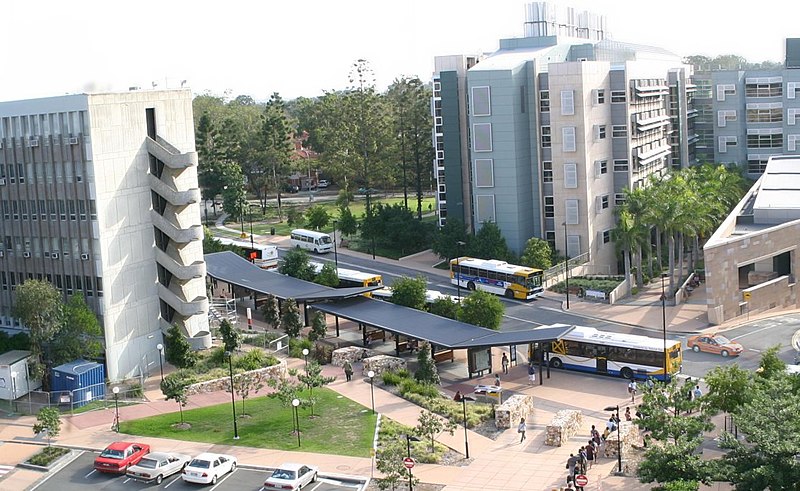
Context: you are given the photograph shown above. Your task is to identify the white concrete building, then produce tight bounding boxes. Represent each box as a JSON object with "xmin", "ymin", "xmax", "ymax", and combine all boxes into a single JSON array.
[{"xmin": 0, "ymin": 90, "xmax": 209, "ymax": 381}]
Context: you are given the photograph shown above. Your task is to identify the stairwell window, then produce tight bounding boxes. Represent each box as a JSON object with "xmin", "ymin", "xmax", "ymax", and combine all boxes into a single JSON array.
[
  {"xmin": 562, "ymin": 126, "xmax": 576, "ymax": 152},
  {"xmin": 561, "ymin": 90, "xmax": 575, "ymax": 115},
  {"xmin": 565, "ymin": 199, "xmax": 579, "ymax": 225},
  {"xmin": 564, "ymin": 163, "xmax": 578, "ymax": 188}
]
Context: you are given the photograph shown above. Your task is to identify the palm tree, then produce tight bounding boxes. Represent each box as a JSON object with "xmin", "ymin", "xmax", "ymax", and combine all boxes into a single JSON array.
[
  {"xmin": 622, "ymin": 187, "xmax": 652, "ymax": 288},
  {"xmin": 612, "ymin": 210, "xmax": 646, "ymax": 297}
]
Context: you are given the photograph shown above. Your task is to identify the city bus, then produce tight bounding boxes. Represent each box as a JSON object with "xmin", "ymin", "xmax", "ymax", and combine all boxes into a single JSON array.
[
  {"xmin": 214, "ymin": 237, "xmax": 278, "ymax": 269},
  {"xmin": 371, "ymin": 287, "xmax": 462, "ymax": 305},
  {"xmin": 449, "ymin": 257, "xmax": 544, "ymax": 300},
  {"xmin": 290, "ymin": 229, "xmax": 333, "ymax": 254},
  {"xmin": 309, "ymin": 262, "xmax": 383, "ymax": 288},
  {"xmin": 538, "ymin": 324, "xmax": 682, "ymax": 381}
]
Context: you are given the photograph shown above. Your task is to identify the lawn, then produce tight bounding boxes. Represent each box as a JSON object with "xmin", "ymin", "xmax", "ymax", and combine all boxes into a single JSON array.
[{"xmin": 118, "ymin": 388, "xmax": 376, "ymax": 457}]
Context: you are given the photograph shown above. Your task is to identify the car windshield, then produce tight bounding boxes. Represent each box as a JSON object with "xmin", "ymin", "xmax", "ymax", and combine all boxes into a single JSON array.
[
  {"xmin": 713, "ymin": 335, "xmax": 732, "ymax": 344},
  {"xmin": 136, "ymin": 458, "xmax": 158, "ymax": 469},
  {"xmin": 271, "ymin": 469, "xmax": 297, "ymax": 480},
  {"xmin": 188, "ymin": 459, "xmax": 211, "ymax": 469},
  {"xmin": 99, "ymin": 449, "xmax": 124, "ymax": 459}
]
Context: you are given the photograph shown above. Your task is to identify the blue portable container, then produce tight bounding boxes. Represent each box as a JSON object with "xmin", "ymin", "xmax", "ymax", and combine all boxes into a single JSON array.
[{"xmin": 50, "ymin": 360, "xmax": 105, "ymax": 408}]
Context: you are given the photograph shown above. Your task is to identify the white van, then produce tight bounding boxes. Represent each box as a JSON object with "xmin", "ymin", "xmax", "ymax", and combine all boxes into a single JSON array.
[{"xmin": 290, "ymin": 229, "xmax": 333, "ymax": 253}]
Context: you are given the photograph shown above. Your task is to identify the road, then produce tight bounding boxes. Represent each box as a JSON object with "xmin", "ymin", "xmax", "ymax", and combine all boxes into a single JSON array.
[
  {"xmin": 33, "ymin": 452, "xmax": 363, "ymax": 491},
  {"xmin": 280, "ymin": 247, "xmax": 800, "ymax": 380}
]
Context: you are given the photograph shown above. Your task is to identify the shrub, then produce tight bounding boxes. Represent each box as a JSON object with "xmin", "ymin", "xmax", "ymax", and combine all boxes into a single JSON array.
[
  {"xmin": 26, "ymin": 446, "xmax": 69, "ymax": 467},
  {"xmin": 312, "ymin": 343, "xmax": 333, "ymax": 364},
  {"xmin": 289, "ymin": 337, "xmax": 313, "ymax": 358},
  {"xmin": 234, "ymin": 349, "xmax": 277, "ymax": 371},
  {"xmin": 128, "ymin": 382, "xmax": 144, "ymax": 398},
  {"xmin": 382, "ymin": 371, "xmax": 404, "ymax": 386},
  {"xmin": 396, "ymin": 368, "xmax": 411, "ymax": 379},
  {"xmin": 398, "ymin": 379, "xmax": 440, "ymax": 399}
]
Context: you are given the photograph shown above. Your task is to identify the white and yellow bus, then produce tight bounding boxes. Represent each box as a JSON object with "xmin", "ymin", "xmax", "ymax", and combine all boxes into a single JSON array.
[
  {"xmin": 309, "ymin": 262, "xmax": 383, "ymax": 288},
  {"xmin": 450, "ymin": 257, "xmax": 544, "ymax": 300},
  {"xmin": 290, "ymin": 229, "xmax": 333, "ymax": 254},
  {"xmin": 371, "ymin": 287, "xmax": 462, "ymax": 304},
  {"xmin": 540, "ymin": 324, "xmax": 683, "ymax": 381}
]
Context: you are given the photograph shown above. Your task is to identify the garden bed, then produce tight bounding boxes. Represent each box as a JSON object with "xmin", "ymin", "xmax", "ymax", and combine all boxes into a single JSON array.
[{"xmin": 24, "ymin": 446, "xmax": 70, "ymax": 468}]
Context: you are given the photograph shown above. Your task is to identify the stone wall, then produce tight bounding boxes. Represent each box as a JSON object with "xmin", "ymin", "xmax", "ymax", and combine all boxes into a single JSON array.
[
  {"xmin": 331, "ymin": 346, "xmax": 379, "ymax": 367},
  {"xmin": 603, "ymin": 421, "xmax": 639, "ymax": 459},
  {"xmin": 545, "ymin": 409, "xmax": 583, "ymax": 446},
  {"xmin": 495, "ymin": 394, "xmax": 534, "ymax": 429},
  {"xmin": 362, "ymin": 355, "xmax": 406, "ymax": 376},
  {"xmin": 186, "ymin": 360, "xmax": 287, "ymax": 396}
]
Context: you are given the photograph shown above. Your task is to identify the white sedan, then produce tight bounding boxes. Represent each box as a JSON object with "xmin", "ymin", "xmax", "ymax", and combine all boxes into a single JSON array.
[
  {"xmin": 264, "ymin": 463, "xmax": 319, "ymax": 490},
  {"xmin": 126, "ymin": 452, "xmax": 191, "ymax": 484},
  {"xmin": 181, "ymin": 453, "xmax": 237, "ymax": 484}
]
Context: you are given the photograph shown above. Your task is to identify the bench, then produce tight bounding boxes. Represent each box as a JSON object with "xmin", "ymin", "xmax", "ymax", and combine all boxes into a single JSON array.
[
  {"xmin": 363, "ymin": 330, "xmax": 386, "ymax": 346},
  {"xmin": 433, "ymin": 349, "xmax": 454, "ymax": 363}
]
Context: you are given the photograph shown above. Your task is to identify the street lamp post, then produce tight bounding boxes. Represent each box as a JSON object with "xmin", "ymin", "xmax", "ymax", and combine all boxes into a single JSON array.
[
  {"xmin": 112, "ymin": 387, "xmax": 120, "ymax": 433},
  {"xmin": 563, "ymin": 221, "xmax": 570, "ymax": 310},
  {"xmin": 405, "ymin": 434, "xmax": 421, "ymax": 491},
  {"xmin": 367, "ymin": 370, "xmax": 376, "ymax": 414},
  {"xmin": 156, "ymin": 343, "xmax": 165, "ymax": 383},
  {"xmin": 461, "ymin": 395, "xmax": 476, "ymax": 459},
  {"xmin": 302, "ymin": 348, "xmax": 310, "ymax": 372},
  {"xmin": 604, "ymin": 405, "xmax": 622, "ymax": 473},
  {"xmin": 455, "ymin": 241, "xmax": 466, "ymax": 300},
  {"xmin": 660, "ymin": 273, "xmax": 669, "ymax": 381},
  {"xmin": 249, "ymin": 208, "xmax": 255, "ymax": 251},
  {"xmin": 332, "ymin": 220, "xmax": 339, "ymax": 268},
  {"xmin": 292, "ymin": 398, "xmax": 301, "ymax": 447},
  {"xmin": 225, "ymin": 351, "xmax": 239, "ymax": 439}
]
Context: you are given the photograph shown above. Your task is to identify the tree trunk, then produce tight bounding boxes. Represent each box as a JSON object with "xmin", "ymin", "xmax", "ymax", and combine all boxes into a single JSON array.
[
  {"xmin": 625, "ymin": 247, "xmax": 633, "ymax": 297},
  {"xmin": 677, "ymin": 232, "xmax": 685, "ymax": 288},
  {"xmin": 646, "ymin": 228, "xmax": 654, "ymax": 279},
  {"xmin": 668, "ymin": 234, "xmax": 676, "ymax": 299},
  {"xmin": 635, "ymin": 243, "xmax": 644, "ymax": 287},
  {"xmin": 655, "ymin": 228, "xmax": 663, "ymax": 272}
]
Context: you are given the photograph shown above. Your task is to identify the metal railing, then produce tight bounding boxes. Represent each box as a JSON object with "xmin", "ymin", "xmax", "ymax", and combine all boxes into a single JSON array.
[{"xmin": 3, "ymin": 383, "xmax": 146, "ymax": 416}]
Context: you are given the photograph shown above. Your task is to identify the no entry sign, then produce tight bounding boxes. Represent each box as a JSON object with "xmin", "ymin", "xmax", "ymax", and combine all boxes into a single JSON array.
[{"xmin": 403, "ymin": 457, "xmax": 415, "ymax": 469}]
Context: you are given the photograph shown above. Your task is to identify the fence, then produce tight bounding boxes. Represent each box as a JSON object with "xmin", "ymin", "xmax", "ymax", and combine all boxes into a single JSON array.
[
  {"xmin": 543, "ymin": 252, "xmax": 590, "ymax": 288},
  {"xmin": 2, "ymin": 383, "xmax": 145, "ymax": 416}
]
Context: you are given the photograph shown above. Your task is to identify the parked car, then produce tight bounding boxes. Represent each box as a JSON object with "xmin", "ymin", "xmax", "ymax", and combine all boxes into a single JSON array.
[
  {"xmin": 356, "ymin": 187, "xmax": 378, "ymax": 195},
  {"xmin": 182, "ymin": 453, "xmax": 237, "ymax": 485},
  {"xmin": 93, "ymin": 442, "xmax": 150, "ymax": 474},
  {"xmin": 126, "ymin": 451, "xmax": 191, "ymax": 484},
  {"xmin": 317, "ymin": 179, "xmax": 330, "ymax": 188},
  {"xmin": 264, "ymin": 463, "xmax": 319, "ymax": 490},
  {"xmin": 283, "ymin": 184, "xmax": 300, "ymax": 194},
  {"xmin": 686, "ymin": 334, "xmax": 744, "ymax": 357}
]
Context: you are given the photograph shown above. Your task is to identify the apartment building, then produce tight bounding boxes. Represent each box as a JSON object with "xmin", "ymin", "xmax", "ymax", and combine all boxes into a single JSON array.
[
  {"xmin": 433, "ymin": 2, "xmax": 696, "ymax": 273},
  {"xmin": 694, "ymin": 39, "xmax": 800, "ymax": 177},
  {"xmin": 0, "ymin": 90, "xmax": 209, "ymax": 381}
]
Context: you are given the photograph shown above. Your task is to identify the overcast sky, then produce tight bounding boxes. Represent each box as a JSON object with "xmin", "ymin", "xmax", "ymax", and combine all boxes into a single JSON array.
[{"xmin": 2, "ymin": 0, "xmax": 794, "ymax": 103}]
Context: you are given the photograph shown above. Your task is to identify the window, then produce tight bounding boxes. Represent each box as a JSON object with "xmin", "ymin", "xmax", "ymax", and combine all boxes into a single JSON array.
[
  {"xmin": 746, "ymin": 107, "xmax": 783, "ymax": 123},
  {"xmin": 472, "ymin": 123, "xmax": 492, "ymax": 152},
  {"xmin": 545, "ymin": 231, "xmax": 556, "ymax": 251},
  {"xmin": 539, "ymin": 90, "xmax": 550, "ymax": 113},
  {"xmin": 564, "ymin": 163, "xmax": 577, "ymax": 188},
  {"xmin": 541, "ymin": 126, "xmax": 551, "ymax": 148},
  {"xmin": 789, "ymin": 134, "xmax": 800, "ymax": 152},
  {"xmin": 594, "ymin": 125, "xmax": 607, "ymax": 140},
  {"xmin": 611, "ymin": 90, "xmax": 626, "ymax": 103},
  {"xmin": 600, "ymin": 195, "xmax": 609, "ymax": 209},
  {"xmin": 567, "ymin": 234, "xmax": 581, "ymax": 257},
  {"xmin": 745, "ymin": 80, "xmax": 782, "ymax": 98},
  {"xmin": 716, "ymin": 84, "xmax": 736, "ymax": 101},
  {"xmin": 788, "ymin": 82, "xmax": 800, "ymax": 100},
  {"xmin": 595, "ymin": 160, "xmax": 608, "ymax": 176},
  {"xmin": 544, "ymin": 196, "xmax": 554, "ymax": 218},
  {"xmin": 561, "ymin": 90, "xmax": 575, "ymax": 115},
  {"xmin": 789, "ymin": 108, "xmax": 800, "ymax": 126},
  {"xmin": 613, "ymin": 159, "xmax": 629, "ymax": 172},
  {"xmin": 594, "ymin": 89, "xmax": 605, "ymax": 105},
  {"xmin": 603, "ymin": 230, "xmax": 611, "ymax": 243},
  {"xmin": 614, "ymin": 193, "xmax": 626, "ymax": 206},
  {"xmin": 562, "ymin": 126, "xmax": 576, "ymax": 152},
  {"xmin": 717, "ymin": 110, "xmax": 737, "ymax": 127},
  {"xmin": 542, "ymin": 161, "xmax": 553, "ymax": 183},
  {"xmin": 475, "ymin": 195, "xmax": 496, "ymax": 224},
  {"xmin": 718, "ymin": 136, "xmax": 738, "ymax": 153},
  {"xmin": 565, "ymin": 199, "xmax": 579, "ymax": 224},
  {"xmin": 747, "ymin": 156, "xmax": 769, "ymax": 174},
  {"xmin": 474, "ymin": 159, "xmax": 494, "ymax": 187},
  {"xmin": 746, "ymin": 133, "xmax": 782, "ymax": 148},
  {"xmin": 471, "ymin": 86, "xmax": 491, "ymax": 116},
  {"xmin": 612, "ymin": 125, "xmax": 627, "ymax": 138}
]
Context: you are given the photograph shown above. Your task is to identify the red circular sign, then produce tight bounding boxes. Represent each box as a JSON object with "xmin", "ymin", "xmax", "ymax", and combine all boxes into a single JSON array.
[
  {"xmin": 574, "ymin": 474, "xmax": 589, "ymax": 486},
  {"xmin": 403, "ymin": 457, "xmax": 415, "ymax": 469}
]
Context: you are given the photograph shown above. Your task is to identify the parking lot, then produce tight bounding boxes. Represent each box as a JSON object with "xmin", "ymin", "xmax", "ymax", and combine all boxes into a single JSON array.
[{"xmin": 32, "ymin": 452, "xmax": 364, "ymax": 491}]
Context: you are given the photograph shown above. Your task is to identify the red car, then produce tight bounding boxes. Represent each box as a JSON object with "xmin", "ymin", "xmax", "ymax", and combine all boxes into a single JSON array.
[
  {"xmin": 94, "ymin": 442, "xmax": 151, "ymax": 473},
  {"xmin": 686, "ymin": 334, "xmax": 744, "ymax": 358}
]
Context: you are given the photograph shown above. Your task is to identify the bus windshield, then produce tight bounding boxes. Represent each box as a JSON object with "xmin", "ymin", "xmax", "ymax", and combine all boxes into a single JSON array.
[{"xmin": 319, "ymin": 235, "xmax": 332, "ymax": 244}]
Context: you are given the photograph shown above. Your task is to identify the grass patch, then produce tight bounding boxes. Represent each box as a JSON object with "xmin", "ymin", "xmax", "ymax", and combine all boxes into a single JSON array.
[
  {"xmin": 119, "ymin": 388, "xmax": 376, "ymax": 457},
  {"xmin": 26, "ymin": 446, "xmax": 70, "ymax": 466},
  {"xmin": 70, "ymin": 399, "xmax": 137, "ymax": 414},
  {"xmin": 378, "ymin": 419, "xmax": 448, "ymax": 464}
]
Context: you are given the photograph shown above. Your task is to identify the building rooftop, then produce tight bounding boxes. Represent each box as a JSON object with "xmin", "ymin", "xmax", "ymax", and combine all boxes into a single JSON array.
[{"xmin": 733, "ymin": 155, "xmax": 800, "ymax": 234}]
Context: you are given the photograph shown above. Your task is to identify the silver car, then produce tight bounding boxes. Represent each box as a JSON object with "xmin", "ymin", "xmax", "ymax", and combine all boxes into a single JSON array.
[{"xmin": 126, "ymin": 452, "xmax": 191, "ymax": 484}]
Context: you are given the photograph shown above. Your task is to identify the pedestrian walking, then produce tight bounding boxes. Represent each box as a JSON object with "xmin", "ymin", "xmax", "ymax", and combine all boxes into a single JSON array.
[
  {"xmin": 518, "ymin": 418, "xmax": 527, "ymax": 443},
  {"xmin": 628, "ymin": 380, "xmax": 638, "ymax": 402},
  {"xmin": 578, "ymin": 446, "xmax": 588, "ymax": 474},
  {"xmin": 343, "ymin": 361, "xmax": 353, "ymax": 382},
  {"xmin": 693, "ymin": 385, "xmax": 703, "ymax": 399},
  {"xmin": 501, "ymin": 353, "xmax": 509, "ymax": 374},
  {"xmin": 590, "ymin": 425, "xmax": 601, "ymax": 445},
  {"xmin": 625, "ymin": 407, "xmax": 632, "ymax": 421},
  {"xmin": 566, "ymin": 453, "xmax": 579, "ymax": 478},
  {"xmin": 528, "ymin": 363, "xmax": 537, "ymax": 385},
  {"xmin": 585, "ymin": 439, "xmax": 596, "ymax": 469},
  {"xmin": 495, "ymin": 373, "xmax": 501, "ymax": 387}
]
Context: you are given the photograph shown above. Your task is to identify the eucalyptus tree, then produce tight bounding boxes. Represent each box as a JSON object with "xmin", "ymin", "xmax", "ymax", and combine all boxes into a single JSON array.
[{"xmin": 257, "ymin": 93, "xmax": 295, "ymax": 219}]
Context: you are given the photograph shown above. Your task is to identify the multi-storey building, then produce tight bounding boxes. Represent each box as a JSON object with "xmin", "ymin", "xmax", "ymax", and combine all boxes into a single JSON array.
[
  {"xmin": 433, "ymin": 2, "xmax": 695, "ymax": 273},
  {"xmin": 694, "ymin": 39, "xmax": 800, "ymax": 177},
  {"xmin": 0, "ymin": 90, "xmax": 209, "ymax": 381}
]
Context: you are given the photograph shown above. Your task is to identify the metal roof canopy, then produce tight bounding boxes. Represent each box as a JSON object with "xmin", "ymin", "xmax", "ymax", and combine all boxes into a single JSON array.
[
  {"xmin": 314, "ymin": 297, "xmax": 575, "ymax": 350},
  {"xmin": 205, "ymin": 251, "xmax": 379, "ymax": 301}
]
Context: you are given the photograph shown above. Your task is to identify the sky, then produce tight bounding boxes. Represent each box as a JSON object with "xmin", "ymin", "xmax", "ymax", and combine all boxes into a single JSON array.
[{"xmin": 1, "ymin": 0, "xmax": 795, "ymax": 103}]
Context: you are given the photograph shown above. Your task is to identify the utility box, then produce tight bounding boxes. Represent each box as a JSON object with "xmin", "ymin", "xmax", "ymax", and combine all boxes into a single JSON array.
[
  {"xmin": 0, "ymin": 350, "xmax": 39, "ymax": 400},
  {"xmin": 51, "ymin": 359, "xmax": 105, "ymax": 408}
]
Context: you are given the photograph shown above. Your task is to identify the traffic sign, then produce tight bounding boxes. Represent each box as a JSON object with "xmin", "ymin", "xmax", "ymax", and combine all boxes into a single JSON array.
[
  {"xmin": 574, "ymin": 474, "xmax": 589, "ymax": 486},
  {"xmin": 743, "ymin": 291, "xmax": 752, "ymax": 301},
  {"xmin": 403, "ymin": 457, "xmax": 415, "ymax": 469}
]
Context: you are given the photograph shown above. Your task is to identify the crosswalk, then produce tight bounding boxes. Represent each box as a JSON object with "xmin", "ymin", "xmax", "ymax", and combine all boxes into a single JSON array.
[{"xmin": 0, "ymin": 464, "xmax": 14, "ymax": 478}]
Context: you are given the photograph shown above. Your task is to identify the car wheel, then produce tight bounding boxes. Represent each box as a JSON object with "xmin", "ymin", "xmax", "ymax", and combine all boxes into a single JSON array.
[
  {"xmin": 156, "ymin": 475, "xmax": 163, "ymax": 485},
  {"xmin": 311, "ymin": 472, "xmax": 318, "ymax": 483},
  {"xmin": 504, "ymin": 289, "xmax": 515, "ymax": 299},
  {"xmin": 692, "ymin": 345, "xmax": 700, "ymax": 353},
  {"xmin": 620, "ymin": 367, "xmax": 634, "ymax": 380},
  {"xmin": 230, "ymin": 462, "xmax": 236, "ymax": 473},
  {"xmin": 549, "ymin": 357, "xmax": 563, "ymax": 369},
  {"xmin": 313, "ymin": 248, "xmax": 318, "ymax": 253},
  {"xmin": 467, "ymin": 281, "xmax": 476, "ymax": 291},
  {"xmin": 721, "ymin": 350, "xmax": 729, "ymax": 357}
]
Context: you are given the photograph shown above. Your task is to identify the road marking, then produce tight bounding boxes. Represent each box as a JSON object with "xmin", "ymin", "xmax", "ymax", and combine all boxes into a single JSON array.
[
  {"xmin": 164, "ymin": 475, "xmax": 182, "ymax": 488},
  {"xmin": 0, "ymin": 464, "xmax": 13, "ymax": 477},
  {"xmin": 208, "ymin": 468, "xmax": 237, "ymax": 491},
  {"xmin": 123, "ymin": 477, "xmax": 132, "ymax": 483},
  {"xmin": 730, "ymin": 324, "xmax": 777, "ymax": 341},
  {"xmin": 503, "ymin": 314, "xmax": 545, "ymax": 326},
  {"xmin": 84, "ymin": 469, "xmax": 97, "ymax": 478},
  {"xmin": 307, "ymin": 481, "xmax": 323, "ymax": 490}
]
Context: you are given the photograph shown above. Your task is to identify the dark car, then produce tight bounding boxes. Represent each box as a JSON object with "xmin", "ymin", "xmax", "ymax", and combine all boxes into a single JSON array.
[{"xmin": 283, "ymin": 184, "xmax": 299, "ymax": 193}]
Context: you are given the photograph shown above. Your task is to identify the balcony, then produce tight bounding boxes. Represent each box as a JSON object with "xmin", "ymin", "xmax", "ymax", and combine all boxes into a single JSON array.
[
  {"xmin": 148, "ymin": 174, "xmax": 200, "ymax": 206},
  {"xmin": 150, "ymin": 211, "xmax": 203, "ymax": 243},
  {"xmin": 158, "ymin": 283, "xmax": 208, "ymax": 317},
  {"xmin": 146, "ymin": 136, "xmax": 198, "ymax": 169},
  {"xmin": 155, "ymin": 248, "xmax": 206, "ymax": 280}
]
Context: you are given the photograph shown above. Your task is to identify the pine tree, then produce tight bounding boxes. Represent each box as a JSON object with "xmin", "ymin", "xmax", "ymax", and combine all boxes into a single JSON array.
[
  {"xmin": 280, "ymin": 299, "xmax": 303, "ymax": 338},
  {"xmin": 261, "ymin": 294, "xmax": 280, "ymax": 329},
  {"xmin": 414, "ymin": 342, "xmax": 440, "ymax": 385}
]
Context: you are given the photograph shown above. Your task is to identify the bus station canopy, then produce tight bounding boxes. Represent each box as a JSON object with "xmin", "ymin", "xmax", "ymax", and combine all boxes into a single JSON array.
[
  {"xmin": 205, "ymin": 251, "xmax": 379, "ymax": 301},
  {"xmin": 205, "ymin": 251, "xmax": 574, "ymax": 349}
]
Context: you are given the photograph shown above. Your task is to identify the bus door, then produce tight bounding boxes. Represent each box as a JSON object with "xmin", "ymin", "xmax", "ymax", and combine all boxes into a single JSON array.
[{"xmin": 594, "ymin": 345, "xmax": 608, "ymax": 374}]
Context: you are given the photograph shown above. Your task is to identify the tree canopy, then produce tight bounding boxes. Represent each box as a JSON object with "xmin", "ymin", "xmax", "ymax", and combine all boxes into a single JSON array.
[{"xmin": 457, "ymin": 290, "xmax": 504, "ymax": 330}]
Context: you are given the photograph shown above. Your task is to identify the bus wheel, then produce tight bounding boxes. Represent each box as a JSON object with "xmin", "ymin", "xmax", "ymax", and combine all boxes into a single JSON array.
[
  {"xmin": 504, "ymin": 289, "xmax": 515, "ymax": 299},
  {"xmin": 549, "ymin": 357, "xmax": 563, "ymax": 369},
  {"xmin": 467, "ymin": 281, "xmax": 476, "ymax": 291},
  {"xmin": 620, "ymin": 367, "xmax": 634, "ymax": 379}
]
